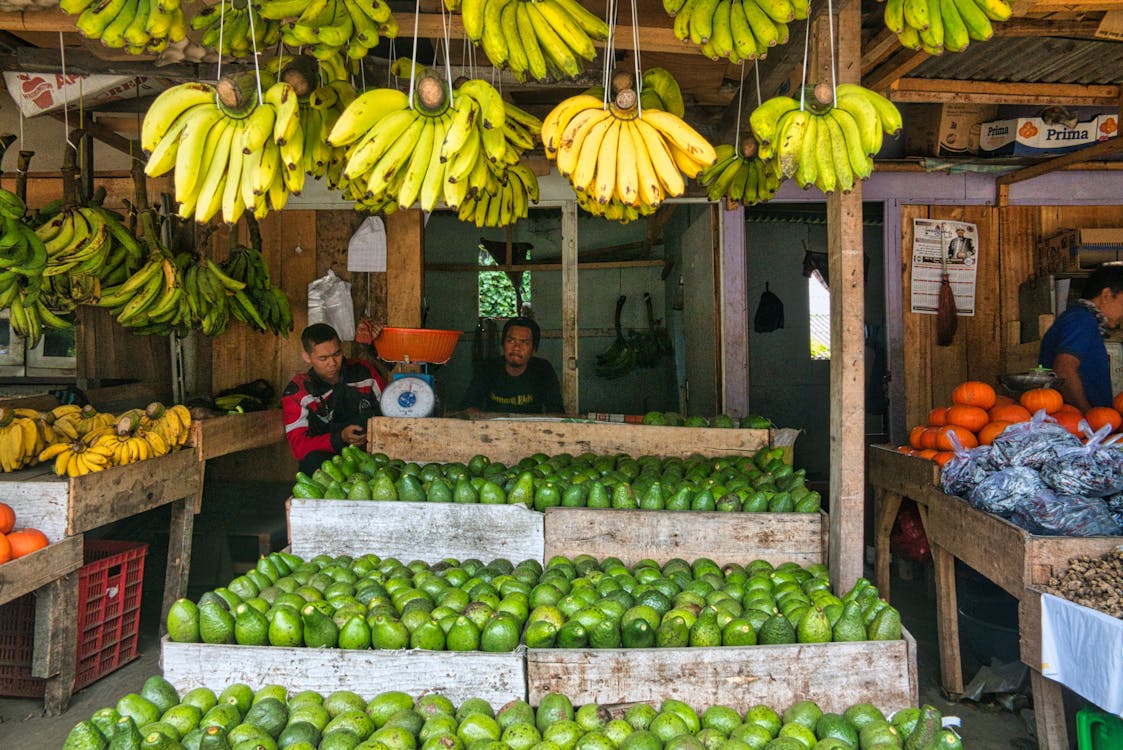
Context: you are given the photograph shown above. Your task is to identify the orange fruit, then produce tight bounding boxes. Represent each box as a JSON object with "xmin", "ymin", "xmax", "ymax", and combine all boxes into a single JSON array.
[
  {"xmin": 909, "ymin": 425, "xmax": 927, "ymax": 450},
  {"xmin": 936, "ymin": 425, "xmax": 978, "ymax": 451},
  {"xmin": 1085, "ymin": 406, "xmax": 1122, "ymax": 433},
  {"xmin": 1021, "ymin": 387, "xmax": 1064, "ymax": 415},
  {"xmin": 1114, "ymin": 392, "xmax": 1123, "ymax": 414},
  {"xmin": 0, "ymin": 502, "xmax": 13, "ymax": 535},
  {"xmin": 914, "ymin": 449, "xmax": 939, "ymax": 460},
  {"xmin": 928, "ymin": 407, "xmax": 949, "ymax": 427},
  {"xmin": 978, "ymin": 421, "xmax": 1012, "ymax": 446},
  {"xmin": 933, "ymin": 451, "xmax": 955, "ymax": 467},
  {"xmin": 920, "ymin": 426, "xmax": 941, "ymax": 450},
  {"xmin": 993, "ymin": 394, "xmax": 1016, "ymax": 408},
  {"xmin": 1052, "ymin": 411, "xmax": 1083, "ymax": 435},
  {"xmin": 951, "ymin": 381, "xmax": 997, "ymax": 410},
  {"xmin": 1056, "ymin": 403, "xmax": 1082, "ymax": 415},
  {"xmin": 989, "ymin": 404, "xmax": 1031, "ymax": 423},
  {"xmin": 945, "ymin": 405, "xmax": 989, "ymax": 433},
  {"xmin": 0, "ymin": 534, "xmax": 10, "ymax": 564},
  {"xmin": 7, "ymin": 528, "xmax": 48, "ymax": 559}
]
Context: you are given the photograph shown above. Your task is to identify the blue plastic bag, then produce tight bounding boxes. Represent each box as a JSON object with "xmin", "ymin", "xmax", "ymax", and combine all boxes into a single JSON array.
[{"xmin": 968, "ymin": 466, "xmax": 1045, "ymax": 518}]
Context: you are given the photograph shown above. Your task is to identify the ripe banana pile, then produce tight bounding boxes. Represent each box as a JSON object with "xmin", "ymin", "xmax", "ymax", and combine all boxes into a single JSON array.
[
  {"xmin": 665, "ymin": 0, "xmax": 808, "ymax": 62},
  {"xmin": 142, "ymin": 80, "xmax": 303, "ymax": 223},
  {"xmin": 259, "ymin": 0, "xmax": 398, "ymax": 61},
  {"xmin": 189, "ymin": 0, "xmax": 281, "ymax": 58},
  {"xmin": 698, "ymin": 143, "xmax": 780, "ymax": 207},
  {"xmin": 37, "ymin": 403, "xmax": 190, "ymax": 477},
  {"xmin": 58, "ymin": 0, "xmax": 187, "ymax": 55},
  {"xmin": 0, "ymin": 407, "xmax": 45, "ymax": 472},
  {"xmin": 329, "ymin": 75, "xmax": 542, "ymax": 222},
  {"xmin": 884, "ymin": 0, "xmax": 1010, "ymax": 53},
  {"xmin": 51, "ymin": 404, "xmax": 116, "ymax": 441},
  {"xmin": 447, "ymin": 0, "xmax": 609, "ymax": 82},
  {"xmin": 543, "ymin": 88, "xmax": 718, "ymax": 222},
  {"xmin": 220, "ymin": 245, "xmax": 294, "ymax": 335},
  {"xmin": 750, "ymin": 84, "xmax": 901, "ymax": 194},
  {"xmin": 144, "ymin": 402, "xmax": 192, "ymax": 449}
]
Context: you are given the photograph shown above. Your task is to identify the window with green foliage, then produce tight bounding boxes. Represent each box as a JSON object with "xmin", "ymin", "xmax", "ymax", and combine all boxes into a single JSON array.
[
  {"xmin": 809, "ymin": 276, "xmax": 830, "ymax": 360},
  {"xmin": 478, "ymin": 245, "xmax": 531, "ymax": 317}
]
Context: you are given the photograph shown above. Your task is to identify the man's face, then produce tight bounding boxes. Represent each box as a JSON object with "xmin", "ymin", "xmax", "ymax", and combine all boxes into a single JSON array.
[
  {"xmin": 303, "ymin": 338, "xmax": 344, "ymax": 383},
  {"xmin": 503, "ymin": 325, "xmax": 535, "ymax": 369},
  {"xmin": 1099, "ymin": 290, "xmax": 1123, "ymax": 328}
]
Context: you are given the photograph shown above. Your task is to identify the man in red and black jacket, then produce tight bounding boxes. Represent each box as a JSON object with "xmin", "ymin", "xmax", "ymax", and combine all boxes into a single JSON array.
[{"xmin": 282, "ymin": 323, "xmax": 385, "ymax": 474}]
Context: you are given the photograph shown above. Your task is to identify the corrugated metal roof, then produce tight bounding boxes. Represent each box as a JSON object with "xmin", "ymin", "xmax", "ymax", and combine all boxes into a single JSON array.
[{"xmin": 910, "ymin": 37, "xmax": 1123, "ymax": 86}]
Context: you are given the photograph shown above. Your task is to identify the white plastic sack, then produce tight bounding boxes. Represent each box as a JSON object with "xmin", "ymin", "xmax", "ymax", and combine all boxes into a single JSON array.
[{"xmin": 307, "ymin": 269, "xmax": 355, "ymax": 341}]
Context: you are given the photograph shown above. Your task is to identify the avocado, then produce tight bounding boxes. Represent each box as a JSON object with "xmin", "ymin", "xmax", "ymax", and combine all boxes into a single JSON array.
[{"xmin": 641, "ymin": 411, "xmax": 668, "ymax": 426}]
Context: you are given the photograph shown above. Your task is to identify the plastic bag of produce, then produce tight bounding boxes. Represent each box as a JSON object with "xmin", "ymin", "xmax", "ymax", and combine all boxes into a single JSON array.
[
  {"xmin": 940, "ymin": 430, "xmax": 994, "ymax": 498},
  {"xmin": 1039, "ymin": 422, "xmax": 1123, "ymax": 497},
  {"xmin": 989, "ymin": 410, "xmax": 1080, "ymax": 470},
  {"xmin": 967, "ymin": 466, "xmax": 1045, "ymax": 518},
  {"xmin": 1008, "ymin": 489, "xmax": 1122, "ymax": 537}
]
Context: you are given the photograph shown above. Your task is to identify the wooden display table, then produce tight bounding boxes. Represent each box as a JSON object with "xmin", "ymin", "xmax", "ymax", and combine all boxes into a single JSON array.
[
  {"xmin": 186, "ymin": 410, "xmax": 285, "ymax": 461},
  {"xmin": 1, "ymin": 449, "xmax": 202, "ymax": 714},
  {"xmin": 868, "ymin": 444, "xmax": 1120, "ymax": 749}
]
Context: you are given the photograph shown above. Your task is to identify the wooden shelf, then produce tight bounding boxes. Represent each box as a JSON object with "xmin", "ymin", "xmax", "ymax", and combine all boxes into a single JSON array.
[{"xmin": 186, "ymin": 410, "xmax": 285, "ymax": 462}]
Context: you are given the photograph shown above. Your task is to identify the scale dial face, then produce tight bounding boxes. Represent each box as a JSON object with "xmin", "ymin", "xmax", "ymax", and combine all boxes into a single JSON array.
[{"xmin": 380, "ymin": 376, "xmax": 437, "ymax": 417}]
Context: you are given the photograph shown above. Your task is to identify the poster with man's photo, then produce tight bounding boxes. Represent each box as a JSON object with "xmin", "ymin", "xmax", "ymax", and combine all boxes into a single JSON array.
[{"xmin": 910, "ymin": 218, "xmax": 978, "ymax": 316}]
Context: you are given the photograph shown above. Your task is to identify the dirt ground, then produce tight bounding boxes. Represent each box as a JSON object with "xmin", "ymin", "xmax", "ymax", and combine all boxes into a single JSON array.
[{"xmin": 0, "ymin": 559, "xmax": 1064, "ymax": 749}]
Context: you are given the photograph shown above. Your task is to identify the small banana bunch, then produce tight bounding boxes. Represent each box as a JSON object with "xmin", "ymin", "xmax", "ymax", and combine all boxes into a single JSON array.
[
  {"xmin": 220, "ymin": 245, "xmax": 294, "ymax": 335},
  {"xmin": 97, "ymin": 252, "xmax": 185, "ymax": 331},
  {"xmin": 456, "ymin": 162, "xmax": 540, "ymax": 228},
  {"xmin": 449, "ymin": 0, "xmax": 609, "ymax": 82},
  {"xmin": 0, "ymin": 407, "xmax": 45, "ymax": 472},
  {"xmin": 38, "ymin": 440, "xmax": 114, "ymax": 476},
  {"xmin": 143, "ymin": 402, "xmax": 192, "ymax": 449},
  {"xmin": 59, "ymin": 0, "xmax": 187, "ymax": 55},
  {"xmin": 884, "ymin": 0, "xmax": 1010, "ymax": 53},
  {"xmin": 88, "ymin": 411, "xmax": 170, "ymax": 468},
  {"xmin": 639, "ymin": 68, "xmax": 687, "ymax": 117},
  {"xmin": 665, "ymin": 0, "xmax": 808, "ymax": 62},
  {"xmin": 185, "ymin": 254, "xmax": 261, "ymax": 336},
  {"xmin": 51, "ymin": 404, "xmax": 116, "ymax": 441},
  {"xmin": 142, "ymin": 81, "xmax": 303, "ymax": 223},
  {"xmin": 189, "ymin": 0, "xmax": 281, "ymax": 58},
  {"xmin": 698, "ymin": 142, "xmax": 780, "ymax": 207},
  {"xmin": 299, "ymin": 80, "xmax": 357, "ymax": 186},
  {"xmin": 36, "ymin": 203, "xmax": 145, "ymax": 309},
  {"xmin": 751, "ymin": 84, "xmax": 902, "ymax": 194},
  {"xmin": 259, "ymin": 0, "xmax": 398, "ymax": 62},
  {"xmin": 543, "ymin": 83, "xmax": 718, "ymax": 221},
  {"xmin": 0, "ymin": 190, "xmax": 74, "ymax": 347}
]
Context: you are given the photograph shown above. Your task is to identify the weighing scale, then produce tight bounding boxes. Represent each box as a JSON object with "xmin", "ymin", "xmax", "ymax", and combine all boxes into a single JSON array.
[{"xmin": 374, "ymin": 328, "xmax": 462, "ymax": 418}]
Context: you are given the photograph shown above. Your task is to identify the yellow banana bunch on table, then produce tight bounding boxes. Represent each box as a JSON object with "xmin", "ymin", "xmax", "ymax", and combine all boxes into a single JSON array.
[
  {"xmin": 664, "ymin": 0, "xmax": 808, "ymax": 62},
  {"xmin": 58, "ymin": 0, "xmax": 186, "ymax": 55},
  {"xmin": 89, "ymin": 411, "xmax": 170, "ymax": 467},
  {"xmin": 143, "ymin": 402, "xmax": 192, "ymax": 449},
  {"xmin": 883, "ymin": 0, "xmax": 1011, "ymax": 53},
  {"xmin": 543, "ymin": 85, "xmax": 717, "ymax": 222},
  {"xmin": 38, "ymin": 440, "xmax": 115, "ymax": 476},
  {"xmin": 0, "ymin": 407, "xmax": 44, "ymax": 472},
  {"xmin": 697, "ymin": 143, "xmax": 780, "ymax": 207}
]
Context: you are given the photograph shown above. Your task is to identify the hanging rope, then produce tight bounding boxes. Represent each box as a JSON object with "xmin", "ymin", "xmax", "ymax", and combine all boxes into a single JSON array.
[
  {"xmin": 408, "ymin": 0, "xmax": 422, "ymax": 109},
  {"xmin": 826, "ymin": 0, "xmax": 837, "ymax": 105},
  {"xmin": 601, "ymin": 0, "xmax": 617, "ymax": 107},
  {"xmin": 58, "ymin": 33, "xmax": 77, "ymax": 154},
  {"xmin": 734, "ymin": 61, "xmax": 746, "ymax": 138},
  {"xmin": 216, "ymin": 0, "xmax": 227, "ymax": 83},
  {"xmin": 631, "ymin": 0, "xmax": 642, "ymax": 115},
  {"xmin": 246, "ymin": 0, "xmax": 264, "ymax": 105},
  {"xmin": 798, "ymin": 5, "xmax": 811, "ymax": 112}
]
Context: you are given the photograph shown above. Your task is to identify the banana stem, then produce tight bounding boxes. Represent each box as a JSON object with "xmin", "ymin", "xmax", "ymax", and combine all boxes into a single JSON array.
[
  {"xmin": 145, "ymin": 402, "xmax": 166, "ymax": 421},
  {"xmin": 280, "ymin": 56, "xmax": 318, "ymax": 99},
  {"xmin": 60, "ymin": 129, "xmax": 83, "ymax": 209},
  {"xmin": 0, "ymin": 407, "xmax": 13, "ymax": 428},
  {"xmin": 116, "ymin": 412, "xmax": 140, "ymax": 437},
  {"xmin": 0, "ymin": 133, "xmax": 16, "ymax": 179},
  {"xmin": 16, "ymin": 150, "xmax": 33, "ymax": 206},
  {"xmin": 245, "ymin": 212, "xmax": 262, "ymax": 253},
  {"xmin": 415, "ymin": 75, "xmax": 447, "ymax": 115},
  {"xmin": 216, "ymin": 71, "xmax": 265, "ymax": 118}
]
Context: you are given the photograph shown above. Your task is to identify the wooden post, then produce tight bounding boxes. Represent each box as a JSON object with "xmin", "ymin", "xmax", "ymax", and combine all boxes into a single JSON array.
[
  {"xmin": 385, "ymin": 209, "xmax": 424, "ymax": 327},
  {"xmin": 562, "ymin": 202, "xmax": 579, "ymax": 416},
  {"xmin": 721, "ymin": 205, "xmax": 749, "ymax": 417},
  {"xmin": 161, "ymin": 496, "xmax": 196, "ymax": 636}
]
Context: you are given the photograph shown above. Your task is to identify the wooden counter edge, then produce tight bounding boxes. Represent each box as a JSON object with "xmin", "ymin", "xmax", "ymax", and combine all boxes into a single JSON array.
[{"xmin": 0, "ymin": 535, "xmax": 82, "ymax": 606}]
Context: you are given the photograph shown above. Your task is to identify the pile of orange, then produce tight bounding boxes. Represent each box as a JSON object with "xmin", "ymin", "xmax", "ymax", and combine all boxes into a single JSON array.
[
  {"xmin": 0, "ymin": 501, "xmax": 49, "ymax": 564},
  {"xmin": 898, "ymin": 381, "xmax": 1123, "ymax": 467}
]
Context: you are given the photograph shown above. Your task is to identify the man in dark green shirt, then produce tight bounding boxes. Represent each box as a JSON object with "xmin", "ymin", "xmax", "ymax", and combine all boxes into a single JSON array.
[{"xmin": 458, "ymin": 317, "xmax": 564, "ymax": 415}]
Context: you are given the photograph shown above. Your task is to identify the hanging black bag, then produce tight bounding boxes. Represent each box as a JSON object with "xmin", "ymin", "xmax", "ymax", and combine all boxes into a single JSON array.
[{"xmin": 754, "ymin": 283, "xmax": 784, "ymax": 333}]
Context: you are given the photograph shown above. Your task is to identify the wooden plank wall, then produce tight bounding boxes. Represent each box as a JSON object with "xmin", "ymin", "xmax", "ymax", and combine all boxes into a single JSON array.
[{"xmin": 902, "ymin": 204, "xmax": 1123, "ymax": 429}]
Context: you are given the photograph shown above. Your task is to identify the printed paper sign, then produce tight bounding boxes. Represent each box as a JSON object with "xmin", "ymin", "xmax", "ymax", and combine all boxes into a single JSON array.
[{"xmin": 910, "ymin": 218, "xmax": 978, "ymax": 316}]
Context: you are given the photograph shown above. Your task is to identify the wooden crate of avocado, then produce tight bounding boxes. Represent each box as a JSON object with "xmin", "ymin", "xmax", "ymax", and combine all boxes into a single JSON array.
[{"xmin": 526, "ymin": 630, "xmax": 919, "ymax": 717}]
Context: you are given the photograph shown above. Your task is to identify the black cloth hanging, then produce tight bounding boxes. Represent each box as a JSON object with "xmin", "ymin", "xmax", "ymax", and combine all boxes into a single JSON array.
[{"xmin": 754, "ymin": 283, "xmax": 785, "ymax": 333}]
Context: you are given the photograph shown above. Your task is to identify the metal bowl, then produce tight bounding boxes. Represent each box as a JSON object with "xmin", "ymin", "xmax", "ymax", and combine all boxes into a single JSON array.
[{"xmin": 998, "ymin": 370, "xmax": 1062, "ymax": 395}]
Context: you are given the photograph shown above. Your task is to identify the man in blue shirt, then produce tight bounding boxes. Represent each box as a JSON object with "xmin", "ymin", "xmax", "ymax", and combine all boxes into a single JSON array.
[{"xmin": 1039, "ymin": 265, "xmax": 1123, "ymax": 410}]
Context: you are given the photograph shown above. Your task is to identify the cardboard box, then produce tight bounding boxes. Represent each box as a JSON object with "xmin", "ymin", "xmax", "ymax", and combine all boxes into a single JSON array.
[
  {"xmin": 2, "ymin": 72, "xmax": 166, "ymax": 118},
  {"xmin": 980, "ymin": 116, "xmax": 1103, "ymax": 156},
  {"xmin": 905, "ymin": 103, "xmax": 998, "ymax": 157},
  {"xmin": 1038, "ymin": 228, "xmax": 1123, "ymax": 273},
  {"xmin": 1098, "ymin": 113, "xmax": 1120, "ymax": 141}
]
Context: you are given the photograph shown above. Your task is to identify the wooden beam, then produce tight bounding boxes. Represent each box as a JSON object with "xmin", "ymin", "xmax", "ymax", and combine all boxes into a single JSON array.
[
  {"xmin": 1013, "ymin": 0, "xmax": 1123, "ymax": 13},
  {"xmin": 48, "ymin": 110, "xmax": 139, "ymax": 159},
  {"xmin": 889, "ymin": 78, "xmax": 1121, "ymax": 105},
  {"xmin": 425, "ymin": 259, "xmax": 665, "ymax": 272},
  {"xmin": 995, "ymin": 135, "xmax": 1123, "ymax": 192},
  {"xmin": 385, "ymin": 209, "xmax": 424, "ymax": 327},
  {"xmin": 863, "ymin": 50, "xmax": 931, "ymax": 98},
  {"xmin": 861, "ymin": 29, "xmax": 904, "ymax": 79},
  {"xmin": 0, "ymin": 44, "xmax": 252, "ymax": 81}
]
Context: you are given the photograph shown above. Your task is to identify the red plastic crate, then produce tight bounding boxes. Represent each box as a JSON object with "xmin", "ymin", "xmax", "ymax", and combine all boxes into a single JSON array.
[{"xmin": 0, "ymin": 539, "xmax": 148, "ymax": 697}]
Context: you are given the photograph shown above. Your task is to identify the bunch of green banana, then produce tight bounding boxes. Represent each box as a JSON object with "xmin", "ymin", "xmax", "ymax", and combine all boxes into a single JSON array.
[
  {"xmin": 0, "ymin": 190, "xmax": 71, "ymax": 346},
  {"xmin": 884, "ymin": 0, "xmax": 1011, "ymax": 54},
  {"xmin": 183, "ymin": 254, "xmax": 261, "ymax": 336},
  {"xmin": 141, "ymin": 81, "xmax": 304, "ymax": 224},
  {"xmin": 542, "ymin": 85, "xmax": 717, "ymax": 221},
  {"xmin": 448, "ymin": 0, "xmax": 608, "ymax": 82},
  {"xmin": 664, "ymin": 0, "xmax": 808, "ymax": 62},
  {"xmin": 59, "ymin": 0, "xmax": 187, "ymax": 55},
  {"xmin": 36, "ymin": 203, "xmax": 145, "ymax": 308},
  {"xmin": 259, "ymin": 0, "xmax": 398, "ymax": 61},
  {"xmin": 220, "ymin": 245, "xmax": 294, "ymax": 335},
  {"xmin": 639, "ymin": 68, "xmax": 687, "ymax": 117},
  {"xmin": 96, "ymin": 251, "xmax": 183, "ymax": 331},
  {"xmin": 456, "ymin": 162, "xmax": 540, "ymax": 228},
  {"xmin": 750, "ymin": 84, "xmax": 901, "ymax": 193},
  {"xmin": 698, "ymin": 143, "xmax": 779, "ymax": 207},
  {"xmin": 189, "ymin": 0, "xmax": 281, "ymax": 58}
]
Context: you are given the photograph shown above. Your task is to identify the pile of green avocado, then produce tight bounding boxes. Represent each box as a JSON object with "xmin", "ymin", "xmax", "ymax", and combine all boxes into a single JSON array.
[
  {"xmin": 639, "ymin": 413, "xmax": 772, "ymax": 429},
  {"xmin": 166, "ymin": 552, "xmax": 902, "ymax": 652},
  {"xmin": 521, "ymin": 556, "xmax": 901, "ymax": 649},
  {"xmin": 292, "ymin": 446, "xmax": 820, "ymax": 515},
  {"xmin": 63, "ymin": 680, "xmax": 962, "ymax": 750}
]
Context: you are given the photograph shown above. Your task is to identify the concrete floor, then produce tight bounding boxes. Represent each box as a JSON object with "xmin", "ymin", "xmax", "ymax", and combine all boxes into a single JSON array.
[{"xmin": 0, "ymin": 559, "xmax": 1058, "ymax": 749}]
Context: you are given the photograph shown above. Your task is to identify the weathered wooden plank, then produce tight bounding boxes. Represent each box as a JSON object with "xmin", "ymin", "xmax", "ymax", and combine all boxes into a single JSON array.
[
  {"xmin": 0, "ymin": 535, "xmax": 82, "ymax": 606},
  {"xmin": 288, "ymin": 499, "xmax": 545, "ymax": 562},
  {"xmin": 867, "ymin": 445, "xmax": 941, "ymax": 499},
  {"xmin": 1029, "ymin": 670, "xmax": 1069, "ymax": 750},
  {"xmin": 543, "ymin": 509, "xmax": 825, "ymax": 567},
  {"xmin": 66, "ymin": 449, "xmax": 201, "ymax": 533},
  {"xmin": 0, "ymin": 466, "xmax": 71, "ymax": 543},
  {"xmin": 187, "ymin": 410, "xmax": 286, "ymax": 461},
  {"xmin": 527, "ymin": 631, "xmax": 918, "ymax": 716},
  {"xmin": 385, "ymin": 210, "xmax": 424, "ymax": 327},
  {"xmin": 901, "ymin": 205, "xmax": 932, "ymax": 430},
  {"xmin": 1019, "ymin": 587, "xmax": 1044, "ymax": 668},
  {"xmin": 1024, "ymin": 535, "xmax": 1122, "ymax": 587},
  {"xmin": 161, "ymin": 640, "xmax": 526, "ymax": 705},
  {"xmin": 366, "ymin": 417, "xmax": 771, "ymax": 464},
  {"xmin": 35, "ymin": 572, "xmax": 79, "ymax": 716},
  {"xmin": 924, "ymin": 493, "xmax": 1029, "ymax": 595},
  {"xmin": 162, "ymin": 498, "xmax": 196, "ymax": 635}
]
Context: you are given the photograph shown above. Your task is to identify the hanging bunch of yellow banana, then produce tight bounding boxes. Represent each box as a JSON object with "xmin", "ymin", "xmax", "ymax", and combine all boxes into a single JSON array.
[
  {"xmin": 141, "ymin": 79, "xmax": 303, "ymax": 224},
  {"xmin": 258, "ymin": 0, "xmax": 398, "ymax": 62},
  {"xmin": 0, "ymin": 407, "xmax": 46, "ymax": 472},
  {"xmin": 447, "ymin": 0, "xmax": 609, "ymax": 82},
  {"xmin": 143, "ymin": 402, "xmax": 192, "ymax": 449},
  {"xmin": 698, "ymin": 140, "xmax": 779, "ymax": 207},
  {"xmin": 188, "ymin": 0, "xmax": 282, "ymax": 58},
  {"xmin": 750, "ymin": 83, "xmax": 902, "ymax": 194},
  {"xmin": 58, "ymin": 0, "xmax": 187, "ymax": 55},
  {"xmin": 543, "ymin": 73, "xmax": 718, "ymax": 223},
  {"xmin": 456, "ymin": 162, "xmax": 540, "ymax": 228},
  {"xmin": 883, "ymin": 0, "xmax": 1011, "ymax": 54}
]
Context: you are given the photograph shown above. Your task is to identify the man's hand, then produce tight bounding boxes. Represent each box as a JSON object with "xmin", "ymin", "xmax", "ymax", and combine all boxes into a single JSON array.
[{"xmin": 341, "ymin": 424, "xmax": 367, "ymax": 446}]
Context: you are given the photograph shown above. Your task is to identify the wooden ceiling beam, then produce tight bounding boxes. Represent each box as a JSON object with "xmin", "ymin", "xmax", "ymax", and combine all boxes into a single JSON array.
[
  {"xmin": 863, "ymin": 50, "xmax": 930, "ymax": 97},
  {"xmin": 995, "ymin": 131, "xmax": 1123, "ymax": 206},
  {"xmin": 889, "ymin": 77, "xmax": 1120, "ymax": 105},
  {"xmin": 1013, "ymin": 0, "xmax": 1123, "ymax": 14}
]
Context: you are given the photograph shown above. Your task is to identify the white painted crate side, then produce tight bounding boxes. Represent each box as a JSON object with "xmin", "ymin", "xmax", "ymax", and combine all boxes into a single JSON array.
[
  {"xmin": 161, "ymin": 639, "xmax": 527, "ymax": 706},
  {"xmin": 0, "ymin": 466, "xmax": 70, "ymax": 542},
  {"xmin": 288, "ymin": 499, "xmax": 544, "ymax": 563}
]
